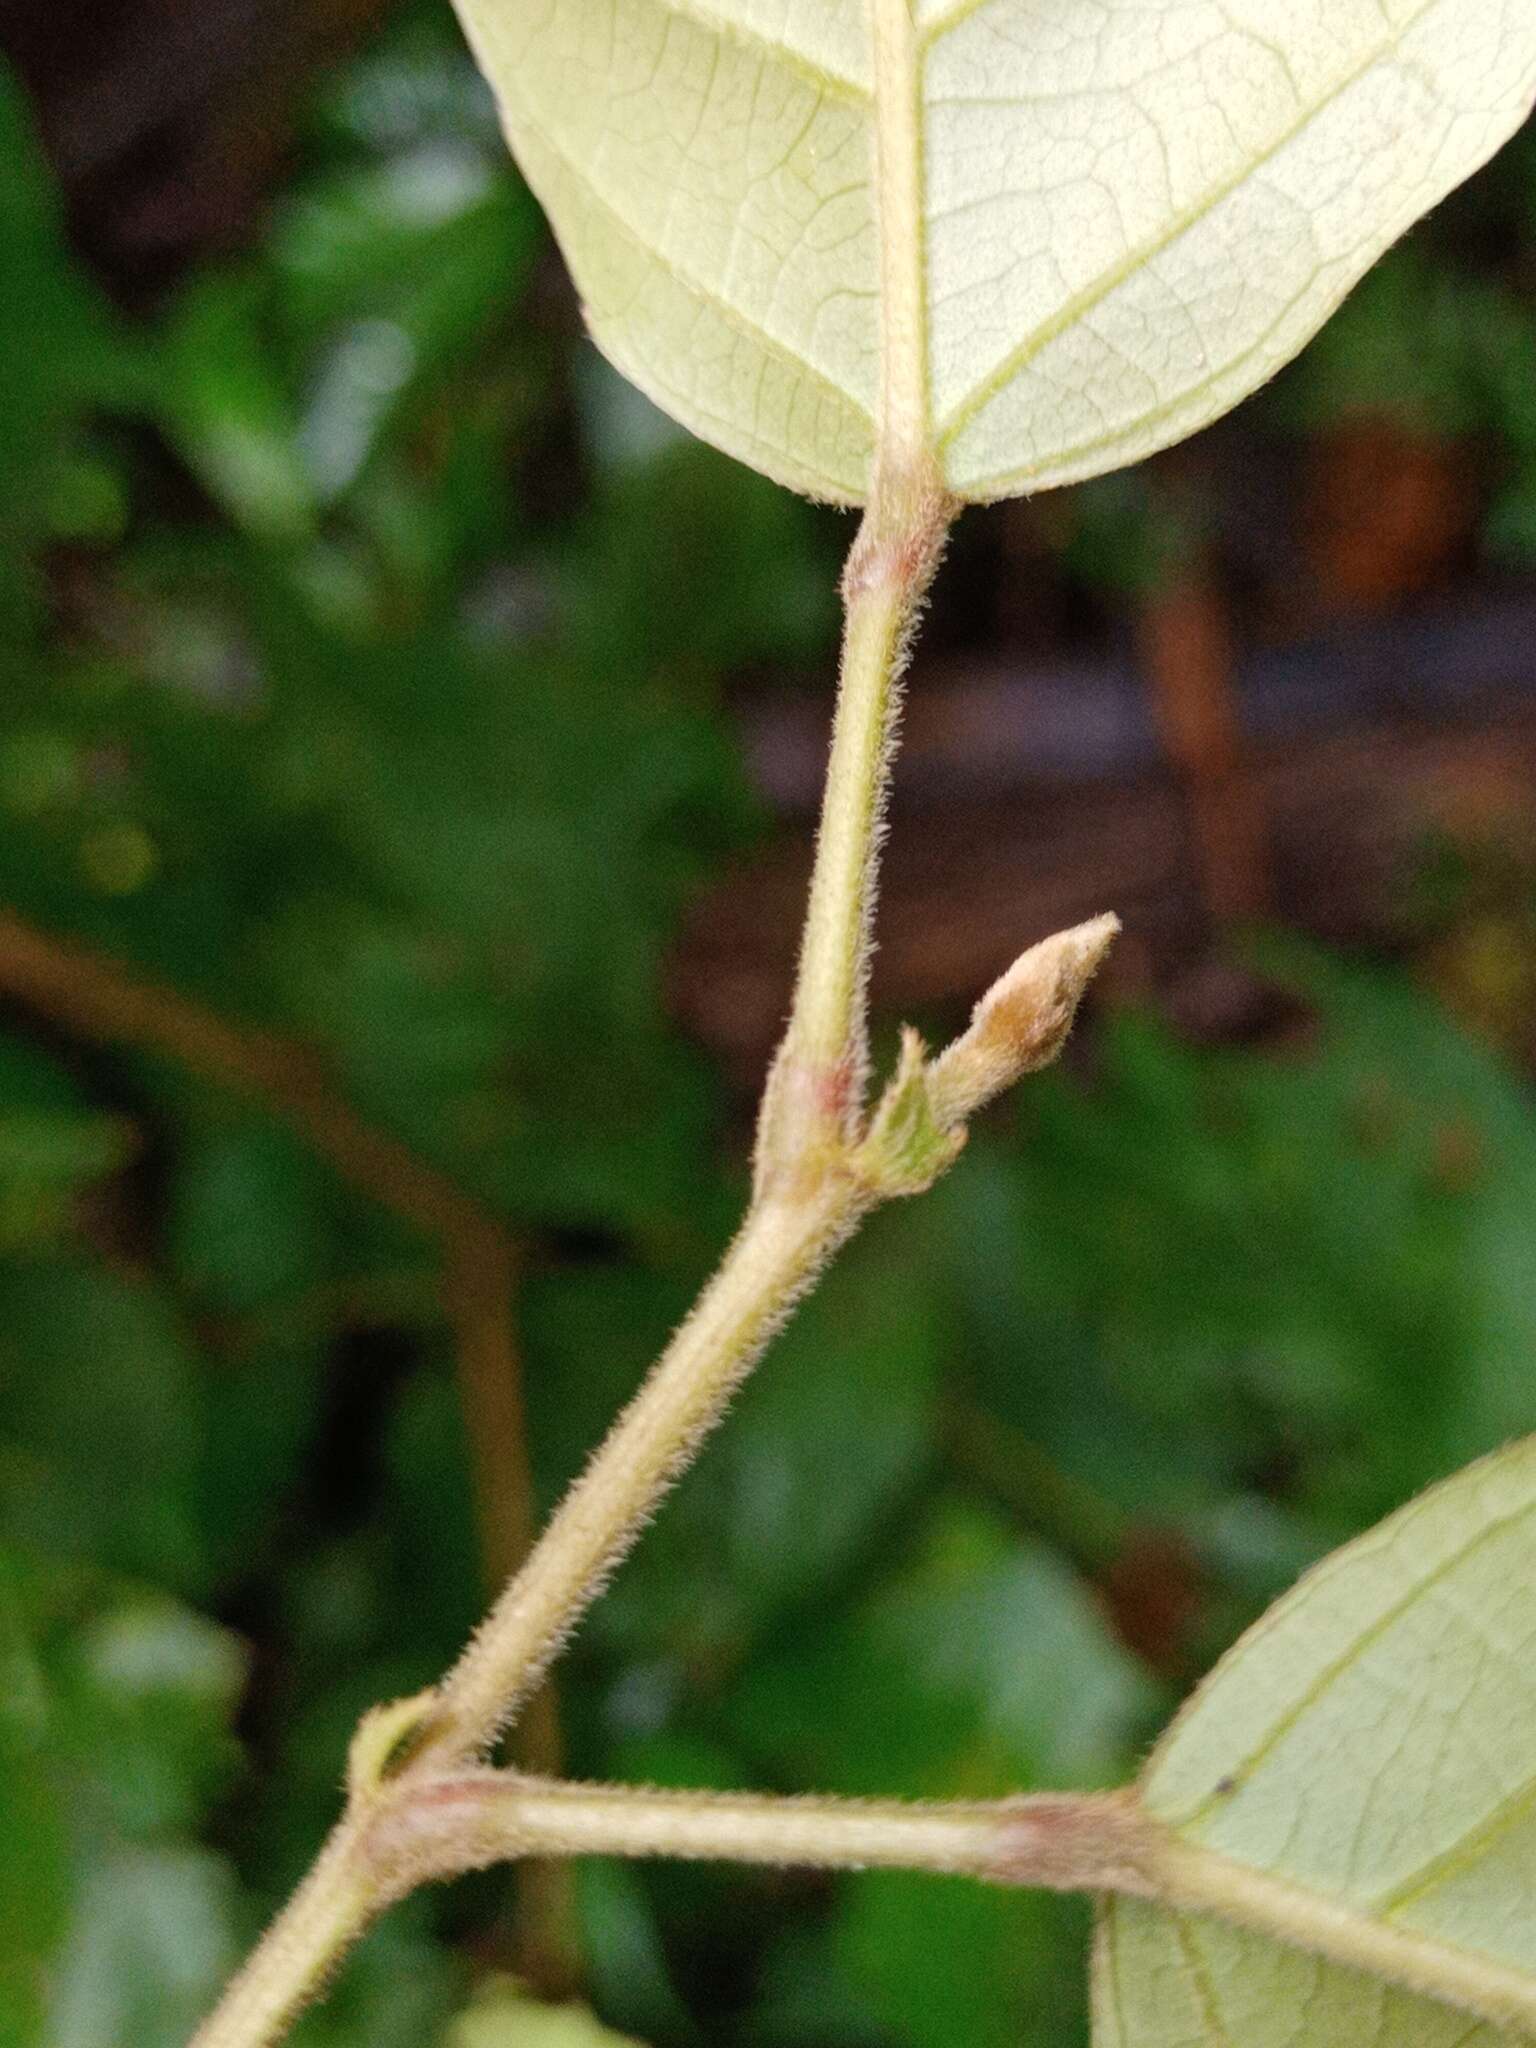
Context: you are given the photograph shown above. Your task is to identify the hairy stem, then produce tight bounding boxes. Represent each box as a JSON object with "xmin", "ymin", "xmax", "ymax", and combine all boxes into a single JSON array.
[
  {"xmin": 398, "ymin": 471, "xmax": 952, "ymax": 1770},
  {"xmin": 780, "ymin": 483, "xmax": 947, "ymax": 1110},
  {"xmin": 191, "ymin": 472, "xmax": 961, "ymax": 2048},
  {"xmin": 427, "ymin": 1187, "xmax": 851, "ymax": 1758},
  {"xmin": 385, "ymin": 1774, "xmax": 1536, "ymax": 2037},
  {"xmin": 371, "ymin": 1776, "xmax": 1155, "ymax": 1899},
  {"xmin": 189, "ymin": 1830, "xmax": 374, "ymax": 2048}
]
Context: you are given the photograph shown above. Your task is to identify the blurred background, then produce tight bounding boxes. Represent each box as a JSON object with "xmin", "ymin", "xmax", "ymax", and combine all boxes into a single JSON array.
[{"xmin": 2, "ymin": 4, "xmax": 1535, "ymax": 2043}]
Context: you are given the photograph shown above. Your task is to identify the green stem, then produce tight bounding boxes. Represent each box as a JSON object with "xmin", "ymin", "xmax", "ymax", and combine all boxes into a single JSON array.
[
  {"xmin": 189, "ymin": 476, "xmax": 957, "ymax": 2048},
  {"xmin": 786, "ymin": 513, "xmax": 927, "ymax": 1088},
  {"xmin": 428, "ymin": 1189, "xmax": 850, "ymax": 1758},
  {"xmin": 763, "ymin": 471, "xmax": 953, "ymax": 1175},
  {"xmin": 190, "ymin": 1831, "xmax": 371, "ymax": 2048}
]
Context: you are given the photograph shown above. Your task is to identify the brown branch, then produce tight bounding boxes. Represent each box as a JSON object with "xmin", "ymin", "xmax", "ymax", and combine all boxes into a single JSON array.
[
  {"xmin": 443, "ymin": 1226, "xmax": 581, "ymax": 1995},
  {"xmin": 0, "ymin": 911, "xmax": 485, "ymax": 1244},
  {"xmin": 0, "ymin": 908, "xmax": 577, "ymax": 1981}
]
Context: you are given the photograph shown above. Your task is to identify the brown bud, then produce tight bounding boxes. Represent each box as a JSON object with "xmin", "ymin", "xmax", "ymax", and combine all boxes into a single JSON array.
[{"xmin": 927, "ymin": 914, "xmax": 1119, "ymax": 1129}]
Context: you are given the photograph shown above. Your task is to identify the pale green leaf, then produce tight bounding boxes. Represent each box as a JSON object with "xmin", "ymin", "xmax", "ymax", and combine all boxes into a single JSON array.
[
  {"xmin": 1094, "ymin": 1898, "xmax": 1509, "ymax": 2048},
  {"xmin": 450, "ymin": 0, "xmax": 1536, "ymax": 503},
  {"xmin": 446, "ymin": 1977, "xmax": 646, "ymax": 2048},
  {"xmin": 1097, "ymin": 1435, "xmax": 1536, "ymax": 2043}
]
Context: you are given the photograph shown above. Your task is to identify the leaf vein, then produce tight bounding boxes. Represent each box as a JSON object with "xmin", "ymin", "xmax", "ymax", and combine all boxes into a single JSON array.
[
  {"xmin": 1377, "ymin": 1762, "xmax": 1536, "ymax": 1920},
  {"xmin": 505, "ymin": 86, "xmax": 876, "ymax": 432},
  {"xmin": 934, "ymin": 0, "xmax": 1443, "ymax": 451},
  {"xmin": 1170, "ymin": 1494, "xmax": 1536, "ymax": 1835},
  {"xmin": 1173, "ymin": 1913, "xmax": 1239, "ymax": 2047},
  {"xmin": 658, "ymin": 0, "xmax": 868, "ymax": 99}
]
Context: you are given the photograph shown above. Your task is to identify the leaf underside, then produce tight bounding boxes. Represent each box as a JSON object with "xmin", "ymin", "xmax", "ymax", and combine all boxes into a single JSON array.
[
  {"xmin": 451, "ymin": 0, "xmax": 1536, "ymax": 503},
  {"xmin": 1099, "ymin": 1435, "xmax": 1536, "ymax": 2045},
  {"xmin": 1094, "ymin": 1901, "xmax": 1508, "ymax": 2048}
]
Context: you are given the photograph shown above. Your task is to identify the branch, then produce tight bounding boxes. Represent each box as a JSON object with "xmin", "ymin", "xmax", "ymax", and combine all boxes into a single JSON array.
[
  {"xmin": 0, "ymin": 911, "xmax": 488, "ymax": 1243},
  {"xmin": 365, "ymin": 1774, "xmax": 1156, "ymax": 1901},
  {"xmin": 367, "ymin": 1771, "xmax": 1536, "ymax": 2038},
  {"xmin": 0, "ymin": 910, "xmax": 571, "ymax": 1957},
  {"xmin": 0, "ymin": 912, "xmax": 542, "ymax": 1588},
  {"xmin": 189, "ymin": 444, "xmax": 1118, "ymax": 2045}
]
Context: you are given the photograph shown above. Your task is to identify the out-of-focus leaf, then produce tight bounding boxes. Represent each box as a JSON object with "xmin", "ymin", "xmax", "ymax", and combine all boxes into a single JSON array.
[
  {"xmin": 56, "ymin": 1598, "xmax": 246, "ymax": 1842},
  {"xmin": 940, "ymin": 947, "xmax": 1536, "ymax": 1570},
  {"xmin": 169, "ymin": 1116, "xmax": 342, "ymax": 1316},
  {"xmin": 49, "ymin": 1846, "xmax": 238, "ymax": 2048},
  {"xmin": 0, "ymin": 1032, "xmax": 133, "ymax": 1250},
  {"xmin": 197, "ymin": 1326, "xmax": 330, "ymax": 1590},
  {"xmin": 0, "ymin": 1111, "xmax": 131, "ymax": 1186},
  {"xmin": 157, "ymin": 276, "xmax": 317, "ymax": 543},
  {"xmin": 0, "ymin": 1558, "xmax": 69, "ymax": 2048},
  {"xmin": 5, "ymin": 1553, "xmax": 247, "ymax": 1844},
  {"xmin": 0, "ymin": 1553, "xmax": 251, "ymax": 2045},
  {"xmin": 573, "ymin": 1860, "xmax": 699, "ymax": 2048},
  {"xmin": 0, "ymin": 1263, "xmax": 206, "ymax": 1593},
  {"xmin": 382, "ymin": 1361, "xmax": 483, "ymax": 1662},
  {"xmin": 727, "ymin": 1501, "xmax": 1155, "ymax": 1799},
  {"xmin": 0, "ymin": 61, "xmax": 138, "ymax": 633},
  {"xmin": 838, "ymin": 1874, "xmax": 1086, "ymax": 2048},
  {"xmin": 287, "ymin": 183, "xmax": 539, "ymax": 499},
  {"xmin": 446, "ymin": 1977, "xmax": 646, "ymax": 2048}
]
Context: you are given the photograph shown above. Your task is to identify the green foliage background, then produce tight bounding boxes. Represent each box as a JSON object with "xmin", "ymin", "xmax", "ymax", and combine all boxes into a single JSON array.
[{"xmin": 3, "ymin": 10, "xmax": 1536, "ymax": 2045}]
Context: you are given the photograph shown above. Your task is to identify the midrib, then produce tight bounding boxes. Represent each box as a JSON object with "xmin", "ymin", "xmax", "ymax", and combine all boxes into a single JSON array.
[{"xmin": 869, "ymin": 0, "xmax": 934, "ymax": 472}]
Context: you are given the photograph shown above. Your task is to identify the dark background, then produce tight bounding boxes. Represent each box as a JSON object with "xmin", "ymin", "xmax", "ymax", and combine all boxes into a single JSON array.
[{"xmin": 3, "ymin": 4, "xmax": 1536, "ymax": 2043}]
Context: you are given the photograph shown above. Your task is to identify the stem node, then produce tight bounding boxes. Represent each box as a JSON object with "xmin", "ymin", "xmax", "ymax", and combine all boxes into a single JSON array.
[{"xmin": 189, "ymin": 447, "xmax": 1118, "ymax": 2048}]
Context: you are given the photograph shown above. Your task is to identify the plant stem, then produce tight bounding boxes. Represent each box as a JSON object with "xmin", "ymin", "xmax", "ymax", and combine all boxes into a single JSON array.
[
  {"xmin": 372, "ymin": 1775, "xmax": 1154, "ymax": 1898},
  {"xmin": 783, "ymin": 497, "xmax": 938, "ymax": 1101},
  {"xmin": 191, "ymin": 1830, "xmax": 373, "ymax": 2048},
  {"xmin": 417, "ymin": 474, "xmax": 952, "ymax": 1766},
  {"xmin": 427, "ymin": 1187, "xmax": 850, "ymax": 1758},
  {"xmin": 191, "ymin": 475, "xmax": 958, "ymax": 2048},
  {"xmin": 780, "ymin": 0, "xmax": 943, "ymax": 1112}
]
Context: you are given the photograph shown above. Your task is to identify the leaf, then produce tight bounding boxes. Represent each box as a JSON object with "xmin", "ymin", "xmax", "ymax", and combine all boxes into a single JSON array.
[
  {"xmin": 49, "ymin": 1847, "xmax": 239, "ymax": 2048},
  {"xmin": 0, "ymin": 1561, "xmax": 69, "ymax": 2048},
  {"xmin": 1096, "ymin": 1435, "xmax": 1536, "ymax": 2043},
  {"xmin": 0, "ymin": 1262, "xmax": 207, "ymax": 1594},
  {"xmin": 169, "ymin": 1117, "xmax": 341, "ymax": 1316},
  {"xmin": 727, "ymin": 1500, "xmax": 1154, "ymax": 1797},
  {"xmin": 445, "ymin": 1977, "xmax": 647, "ymax": 2048},
  {"xmin": 1095, "ymin": 1901, "xmax": 1512, "ymax": 2048},
  {"xmin": 157, "ymin": 275, "xmax": 318, "ymax": 544},
  {"xmin": 0, "ymin": 1552, "xmax": 251, "ymax": 2048},
  {"xmin": 571, "ymin": 1859, "xmax": 699, "ymax": 2048},
  {"xmin": 451, "ymin": 0, "xmax": 1536, "ymax": 503},
  {"xmin": 837, "ymin": 1872, "xmax": 1087, "ymax": 2048}
]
